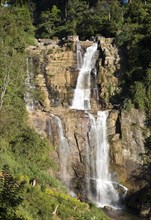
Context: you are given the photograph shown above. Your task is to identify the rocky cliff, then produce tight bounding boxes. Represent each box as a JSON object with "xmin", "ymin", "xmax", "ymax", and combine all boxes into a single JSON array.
[{"xmin": 26, "ymin": 36, "xmax": 150, "ymax": 216}]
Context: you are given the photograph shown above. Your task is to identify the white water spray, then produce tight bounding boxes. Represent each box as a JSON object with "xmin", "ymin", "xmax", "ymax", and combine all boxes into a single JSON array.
[
  {"xmin": 87, "ymin": 111, "xmax": 126, "ymax": 209},
  {"xmin": 71, "ymin": 43, "xmax": 97, "ymax": 110}
]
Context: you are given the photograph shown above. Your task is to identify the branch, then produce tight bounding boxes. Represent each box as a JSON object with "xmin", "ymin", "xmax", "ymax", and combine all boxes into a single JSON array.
[
  {"xmin": 52, "ymin": 204, "xmax": 59, "ymax": 215},
  {"xmin": 0, "ymin": 74, "xmax": 9, "ymax": 111}
]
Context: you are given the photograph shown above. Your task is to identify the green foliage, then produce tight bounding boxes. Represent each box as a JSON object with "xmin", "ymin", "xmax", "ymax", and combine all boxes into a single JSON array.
[
  {"xmin": 0, "ymin": 167, "xmax": 109, "ymax": 220},
  {"xmin": 113, "ymin": 1, "xmax": 151, "ymax": 113},
  {"xmin": 123, "ymin": 98, "xmax": 134, "ymax": 110},
  {"xmin": 0, "ymin": 5, "xmax": 66, "ymax": 220},
  {"xmin": 0, "ymin": 165, "xmax": 26, "ymax": 220},
  {"xmin": 0, "ymin": 4, "xmax": 109, "ymax": 220},
  {"xmin": 145, "ymin": 67, "xmax": 151, "ymax": 113},
  {"xmin": 66, "ymin": 0, "xmax": 89, "ymax": 36},
  {"xmin": 35, "ymin": 0, "xmax": 124, "ymax": 39},
  {"xmin": 20, "ymin": 187, "xmax": 109, "ymax": 220},
  {"xmin": 38, "ymin": 5, "xmax": 61, "ymax": 38},
  {"xmin": 66, "ymin": 42, "xmax": 74, "ymax": 51},
  {"xmin": 0, "ymin": 6, "xmax": 35, "ymax": 51},
  {"xmin": 130, "ymin": 81, "xmax": 146, "ymax": 109}
]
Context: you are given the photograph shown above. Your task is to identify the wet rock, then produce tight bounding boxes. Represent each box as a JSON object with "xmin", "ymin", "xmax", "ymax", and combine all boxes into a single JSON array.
[
  {"xmin": 126, "ymin": 187, "xmax": 151, "ymax": 219},
  {"xmin": 140, "ymin": 204, "xmax": 151, "ymax": 218},
  {"xmin": 107, "ymin": 107, "xmax": 150, "ymax": 191},
  {"xmin": 38, "ymin": 38, "xmax": 54, "ymax": 45},
  {"xmin": 103, "ymin": 206, "xmax": 114, "ymax": 211}
]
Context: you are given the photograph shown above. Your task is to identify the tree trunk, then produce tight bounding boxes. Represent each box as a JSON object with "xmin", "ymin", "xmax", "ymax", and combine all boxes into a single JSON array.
[{"xmin": 0, "ymin": 74, "xmax": 9, "ymax": 111}]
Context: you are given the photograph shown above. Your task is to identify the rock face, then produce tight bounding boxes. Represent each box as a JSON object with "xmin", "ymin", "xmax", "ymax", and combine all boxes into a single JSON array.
[
  {"xmin": 26, "ymin": 37, "xmax": 150, "ymax": 211},
  {"xmin": 97, "ymin": 37, "xmax": 121, "ymax": 109},
  {"xmin": 26, "ymin": 40, "xmax": 77, "ymax": 110},
  {"xmin": 108, "ymin": 109, "xmax": 149, "ymax": 189}
]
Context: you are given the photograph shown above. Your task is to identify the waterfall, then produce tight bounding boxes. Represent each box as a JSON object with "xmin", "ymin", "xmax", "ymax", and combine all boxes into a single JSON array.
[
  {"xmin": 25, "ymin": 42, "xmax": 128, "ymax": 210},
  {"xmin": 51, "ymin": 114, "xmax": 70, "ymax": 185},
  {"xmin": 71, "ymin": 43, "xmax": 98, "ymax": 110},
  {"xmin": 87, "ymin": 111, "xmax": 123, "ymax": 209},
  {"xmin": 93, "ymin": 68, "xmax": 99, "ymax": 101},
  {"xmin": 76, "ymin": 41, "xmax": 83, "ymax": 70},
  {"xmin": 69, "ymin": 42, "xmax": 127, "ymax": 208},
  {"xmin": 24, "ymin": 57, "xmax": 35, "ymax": 112}
]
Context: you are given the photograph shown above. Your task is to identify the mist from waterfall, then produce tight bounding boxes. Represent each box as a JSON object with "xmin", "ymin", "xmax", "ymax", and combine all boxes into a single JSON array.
[
  {"xmin": 88, "ymin": 111, "xmax": 121, "ymax": 209},
  {"xmin": 71, "ymin": 43, "xmax": 97, "ymax": 110}
]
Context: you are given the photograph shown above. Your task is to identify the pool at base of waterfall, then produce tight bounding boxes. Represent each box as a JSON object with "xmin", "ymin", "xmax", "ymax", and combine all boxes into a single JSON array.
[{"xmin": 103, "ymin": 208, "xmax": 146, "ymax": 220}]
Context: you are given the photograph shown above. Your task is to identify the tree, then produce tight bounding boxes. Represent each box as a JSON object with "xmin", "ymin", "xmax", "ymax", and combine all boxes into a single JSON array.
[
  {"xmin": 0, "ymin": 165, "xmax": 26, "ymax": 220},
  {"xmin": 38, "ymin": 5, "xmax": 61, "ymax": 38},
  {"xmin": 65, "ymin": 0, "xmax": 89, "ymax": 36}
]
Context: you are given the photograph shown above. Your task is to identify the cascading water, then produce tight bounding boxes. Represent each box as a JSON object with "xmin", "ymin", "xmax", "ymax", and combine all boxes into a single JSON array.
[
  {"xmin": 71, "ymin": 43, "xmax": 98, "ymax": 110},
  {"xmin": 24, "ymin": 57, "xmax": 35, "ymax": 112},
  {"xmin": 51, "ymin": 114, "xmax": 70, "ymax": 186},
  {"xmin": 92, "ymin": 68, "xmax": 99, "ymax": 101},
  {"xmin": 87, "ymin": 111, "xmax": 125, "ymax": 209},
  {"xmin": 95, "ymin": 111, "xmax": 120, "ymax": 208},
  {"xmin": 76, "ymin": 41, "xmax": 83, "ymax": 70},
  {"xmin": 69, "ymin": 42, "xmax": 127, "ymax": 208}
]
